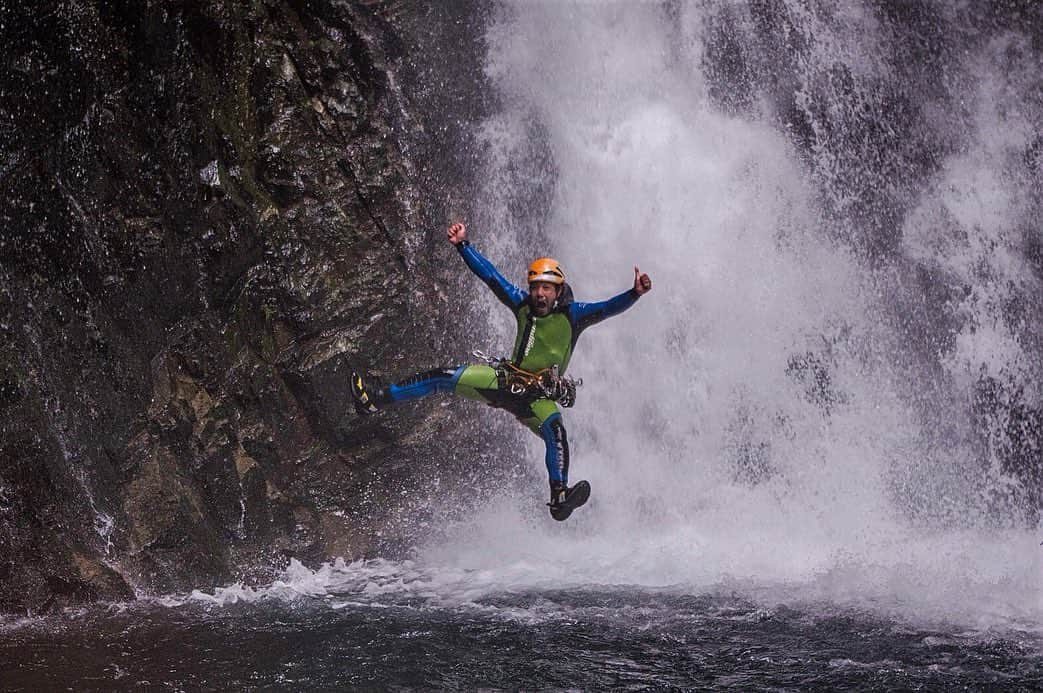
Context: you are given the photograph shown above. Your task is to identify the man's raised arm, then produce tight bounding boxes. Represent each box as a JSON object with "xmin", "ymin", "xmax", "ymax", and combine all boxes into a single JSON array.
[
  {"xmin": 447, "ymin": 222, "xmax": 526, "ymax": 310},
  {"xmin": 571, "ymin": 266, "xmax": 652, "ymax": 333}
]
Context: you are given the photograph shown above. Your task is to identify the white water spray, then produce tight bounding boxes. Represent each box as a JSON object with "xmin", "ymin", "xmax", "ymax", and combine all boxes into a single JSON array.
[
  {"xmin": 174, "ymin": 2, "xmax": 1042, "ymax": 636},
  {"xmin": 417, "ymin": 1, "xmax": 1043, "ymax": 631}
]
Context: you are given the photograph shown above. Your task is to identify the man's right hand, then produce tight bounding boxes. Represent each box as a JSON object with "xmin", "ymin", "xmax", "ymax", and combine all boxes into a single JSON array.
[{"xmin": 447, "ymin": 222, "xmax": 467, "ymax": 245}]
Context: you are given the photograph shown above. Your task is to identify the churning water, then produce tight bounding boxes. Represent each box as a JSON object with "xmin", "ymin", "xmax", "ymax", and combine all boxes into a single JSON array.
[
  {"xmin": 3, "ymin": 2, "xmax": 1042, "ymax": 690},
  {"xmin": 458, "ymin": 0, "xmax": 1042, "ymax": 635},
  {"xmin": 1, "ymin": 557, "xmax": 1040, "ymax": 689}
]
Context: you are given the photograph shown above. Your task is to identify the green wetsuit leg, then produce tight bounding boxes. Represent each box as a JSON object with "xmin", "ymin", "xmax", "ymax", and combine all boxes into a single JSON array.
[
  {"xmin": 453, "ymin": 364, "xmax": 500, "ymax": 401},
  {"xmin": 453, "ymin": 364, "xmax": 533, "ymax": 421},
  {"xmin": 453, "ymin": 366, "xmax": 570, "ymax": 490},
  {"xmin": 520, "ymin": 398, "xmax": 560, "ymax": 434},
  {"xmin": 524, "ymin": 399, "xmax": 569, "ymax": 489}
]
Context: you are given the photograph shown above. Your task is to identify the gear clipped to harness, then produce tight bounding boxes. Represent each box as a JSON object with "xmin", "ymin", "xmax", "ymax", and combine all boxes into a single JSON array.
[
  {"xmin": 541, "ymin": 365, "xmax": 579, "ymax": 407},
  {"xmin": 472, "ymin": 350, "xmax": 582, "ymax": 407}
]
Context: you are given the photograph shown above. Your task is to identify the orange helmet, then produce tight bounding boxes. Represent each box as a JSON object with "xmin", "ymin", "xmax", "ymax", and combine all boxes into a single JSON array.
[{"xmin": 527, "ymin": 257, "xmax": 566, "ymax": 285}]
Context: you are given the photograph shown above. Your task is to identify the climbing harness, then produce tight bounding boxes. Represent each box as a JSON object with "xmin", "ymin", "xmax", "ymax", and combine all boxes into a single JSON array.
[{"xmin": 472, "ymin": 349, "xmax": 582, "ymax": 406}]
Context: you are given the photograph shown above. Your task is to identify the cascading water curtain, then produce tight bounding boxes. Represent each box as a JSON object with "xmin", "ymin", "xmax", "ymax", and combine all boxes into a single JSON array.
[{"xmin": 429, "ymin": 1, "xmax": 1042, "ymax": 628}]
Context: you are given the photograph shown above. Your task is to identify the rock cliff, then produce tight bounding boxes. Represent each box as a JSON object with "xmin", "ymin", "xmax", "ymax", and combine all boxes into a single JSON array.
[{"xmin": 0, "ymin": 0, "xmax": 500, "ymax": 612}]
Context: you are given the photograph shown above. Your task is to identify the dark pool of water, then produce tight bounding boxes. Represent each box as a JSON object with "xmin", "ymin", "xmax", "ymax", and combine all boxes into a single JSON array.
[{"xmin": 2, "ymin": 587, "xmax": 1040, "ymax": 691}]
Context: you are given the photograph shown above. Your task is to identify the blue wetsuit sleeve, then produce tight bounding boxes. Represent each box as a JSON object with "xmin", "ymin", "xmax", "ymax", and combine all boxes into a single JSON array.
[
  {"xmin": 456, "ymin": 242, "xmax": 527, "ymax": 310},
  {"xmin": 571, "ymin": 289, "xmax": 641, "ymax": 334}
]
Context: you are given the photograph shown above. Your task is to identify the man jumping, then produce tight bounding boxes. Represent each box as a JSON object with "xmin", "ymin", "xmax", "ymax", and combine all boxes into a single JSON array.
[{"xmin": 351, "ymin": 222, "xmax": 652, "ymax": 520}]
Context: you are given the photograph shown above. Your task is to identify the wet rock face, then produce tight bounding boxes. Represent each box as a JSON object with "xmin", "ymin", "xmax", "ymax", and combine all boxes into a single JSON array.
[{"xmin": 0, "ymin": 1, "xmax": 496, "ymax": 612}]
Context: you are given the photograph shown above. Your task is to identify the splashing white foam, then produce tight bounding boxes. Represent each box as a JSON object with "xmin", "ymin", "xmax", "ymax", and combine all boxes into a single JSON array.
[{"xmin": 418, "ymin": 0, "xmax": 1043, "ymax": 633}]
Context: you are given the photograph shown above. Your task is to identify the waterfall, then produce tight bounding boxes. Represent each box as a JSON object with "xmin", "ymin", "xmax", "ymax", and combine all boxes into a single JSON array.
[{"xmin": 426, "ymin": 1, "xmax": 1042, "ymax": 628}]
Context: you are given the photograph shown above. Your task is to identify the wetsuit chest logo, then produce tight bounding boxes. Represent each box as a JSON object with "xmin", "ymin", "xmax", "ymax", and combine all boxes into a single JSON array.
[{"xmin": 523, "ymin": 317, "xmax": 537, "ymax": 359}]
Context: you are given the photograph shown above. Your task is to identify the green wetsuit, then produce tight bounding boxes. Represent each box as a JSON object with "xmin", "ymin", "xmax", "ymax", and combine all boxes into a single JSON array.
[{"xmin": 382, "ymin": 241, "xmax": 641, "ymax": 490}]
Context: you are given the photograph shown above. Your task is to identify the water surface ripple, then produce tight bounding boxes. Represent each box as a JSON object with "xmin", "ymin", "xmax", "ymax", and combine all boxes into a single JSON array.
[{"xmin": 2, "ymin": 565, "xmax": 1040, "ymax": 691}]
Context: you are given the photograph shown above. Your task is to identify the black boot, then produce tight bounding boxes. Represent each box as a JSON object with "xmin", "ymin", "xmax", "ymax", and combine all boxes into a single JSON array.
[
  {"xmin": 548, "ymin": 480, "xmax": 591, "ymax": 521},
  {"xmin": 350, "ymin": 371, "xmax": 387, "ymax": 415}
]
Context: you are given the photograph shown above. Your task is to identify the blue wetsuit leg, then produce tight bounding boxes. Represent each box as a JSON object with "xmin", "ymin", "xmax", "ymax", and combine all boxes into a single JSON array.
[
  {"xmin": 539, "ymin": 413, "xmax": 570, "ymax": 489},
  {"xmin": 387, "ymin": 366, "xmax": 466, "ymax": 402}
]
